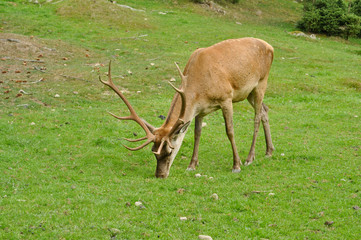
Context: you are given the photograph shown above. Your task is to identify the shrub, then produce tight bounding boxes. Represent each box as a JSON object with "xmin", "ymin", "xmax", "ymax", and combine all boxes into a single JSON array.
[
  {"xmin": 350, "ymin": 0, "xmax": 361, "ymax": 16},
  {"xmin": 298, "ymin": 0, "xmax": 361, "ymax": 39},
  {"xmin": 341, "ymin": 13, "xmax": 361, "ymax": 39}
]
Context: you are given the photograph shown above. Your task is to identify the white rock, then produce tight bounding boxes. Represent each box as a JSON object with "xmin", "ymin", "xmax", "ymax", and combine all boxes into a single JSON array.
[
  {"xmin": 195, "ymin": 173, "xmax": 202, "ymax": 178},
  {"xmin": 209, "ymin": 177, "xmax": 214, "ymax": 180},
  {"xmin": 170, "ymin": 77, "xmax": 176, "ymax": 82},
  {"xmin": 211, "ymin": 193, "xmax": 219, "ymax": 200},
  {"xmin": 135, "ymin": 201, "xmax": 142, "ymax": 207},
  {"xmin": 268, "ymin": 193, "xmax": 275, "ymax": 196},
  {"xmin": 202, "ymin": 122, "xmax": 207, "ymax": 128},
  {"xmin": 30, "ymin": 122, "xmax": 36, "ymax": 126},
  {"xmin": 180, "ymin": 217, "xmax": 187, "ymax": 221},
  {"xmin": 54, "ymin": 94, "xmax": 60, "ymax": 98},
  {"xmin": 199, "ymin": 235, "xmax": 213, "ymax": 240}
]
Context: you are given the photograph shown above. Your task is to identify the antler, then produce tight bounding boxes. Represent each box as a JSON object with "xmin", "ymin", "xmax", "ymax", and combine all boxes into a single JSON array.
[
  {"xmin": 162, "ymin": 62, "xmax": 188, "ymax": 148},
  {"xmin": 169, "ymin": 62, "xmax": 187, "ymax": 120},
  {"xmin": 99, "ymin": 61, "xmax": 155, "ymax": 150}
]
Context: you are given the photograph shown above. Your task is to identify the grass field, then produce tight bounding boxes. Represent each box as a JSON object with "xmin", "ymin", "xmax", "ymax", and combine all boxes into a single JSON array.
[{"xmin": 1, "ymin": 0, "xmax": 361, "ymax": 239}]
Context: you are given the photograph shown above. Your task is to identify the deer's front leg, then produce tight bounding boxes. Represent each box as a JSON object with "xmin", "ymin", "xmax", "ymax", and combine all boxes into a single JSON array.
[
  {"xmin": 221, "ymin": 101, "xmax": 241, "ymax": 173},
  {"xmin": 187, "ymin": 115, "xmax": 203, "ymax": 170}
]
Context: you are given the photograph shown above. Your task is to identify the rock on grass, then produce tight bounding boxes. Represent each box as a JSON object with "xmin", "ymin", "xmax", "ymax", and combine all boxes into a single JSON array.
[{"xmin": 199, "ymin": 235, "xmax": 213, "ymax": 240}]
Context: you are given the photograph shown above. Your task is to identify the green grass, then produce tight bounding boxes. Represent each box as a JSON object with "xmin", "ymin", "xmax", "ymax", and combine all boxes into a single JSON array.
[{"xmin": 1, "ymin": 0, "xmax": 361, "ymax": 239}]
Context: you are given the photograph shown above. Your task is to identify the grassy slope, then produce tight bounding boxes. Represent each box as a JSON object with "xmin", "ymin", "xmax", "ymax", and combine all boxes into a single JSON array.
[{"xmin": 1, "ymin": 0, "xmax": 361, "ymax": 239}]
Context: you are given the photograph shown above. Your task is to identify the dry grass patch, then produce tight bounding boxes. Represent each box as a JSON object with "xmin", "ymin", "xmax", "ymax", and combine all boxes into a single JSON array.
[{"xmin": 56, "ymin": 0, "xmax": 153, "ymax": 30}]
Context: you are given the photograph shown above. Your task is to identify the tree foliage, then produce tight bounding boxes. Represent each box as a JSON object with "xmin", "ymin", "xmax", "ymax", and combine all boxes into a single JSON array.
[{"xmin": 298, "ymin": 0, "xmax": 361, "ymax": 39}]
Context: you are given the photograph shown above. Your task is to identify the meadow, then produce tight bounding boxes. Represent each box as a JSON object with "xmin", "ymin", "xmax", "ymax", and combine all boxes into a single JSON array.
[{"xmin": 0, "ymin": 0, "xmax": 360, "ymax": 239}]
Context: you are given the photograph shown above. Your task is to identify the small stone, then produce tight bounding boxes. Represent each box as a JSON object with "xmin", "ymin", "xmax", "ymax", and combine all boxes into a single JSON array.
[
  {"xmin": 268, "ymin": 193, "xmax": 275, "ymax": 196},
  {"xmin": 127, "ymin": 70, "xmax": 132, "ymax": 75},
  {"xmin": 179, "ymin": 217, "xmax": 187, "ymax": 221},
  {"xmin": 170, "ymin": 77, "xmax": 176, "ymax": 82},
  {"xmin": 73, "ymin": 91, "xmax": 79, "ymax": 95},
  {"xmin": 54, "ymin": 94, "xmax": 60, "ymax": 98},
  {"xmin": 150, "ymin": 63, "xmax": 155, "ymax": 66},
  {"xmin": 30, "ymin": 122, "xmax": 36, "ymax": 126},
  {"xmin": 108, "ymin": 228, "xmax": 121, "ymax": 237},
  {"xmin": 211, "ymin": 193, "xmax": 219, "ymax": 200},
  {"xmin": 324, "ymin": 221, "xmax": 334, "ymax": 226},
  {"xmin": 353, "ymin": 205, "xmax": 360, "ymax": 210},
  {"xmin": 71, "ymin": 185, "xmax": 76, "ymax": 189},
  {"xmin": 125, "ymin": 202, "xmax": 131, "ymax": 207},
  {"xmin": 177, "ymin": 188, "xmax": 185, "ymax": 194},
  {"xmin": 202, "ymin": 122, "xmax": 207, "ymax": 128},
  {"xmin": 198, "ymin": 235, "xmax": 213, "ymax": 240},
  {"xmin": 136, "ymin": 91, "xmax": 141, "ymax": 94},
  {"xmin": 195, "ymin": 173, "xmax": 202, "ymax": 178},
  {"xmin": 209, "ymin": 177, "xmax": 214, "ymax": 180},
  {"xmin": 135, "ymin": 201, "xmax": 142, "ymax": 207}
]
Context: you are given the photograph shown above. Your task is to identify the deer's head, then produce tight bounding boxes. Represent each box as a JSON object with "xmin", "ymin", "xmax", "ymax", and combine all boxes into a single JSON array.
[{"xmin": 99, "ymin": 61, "xmax": 189, "ymax": 178}]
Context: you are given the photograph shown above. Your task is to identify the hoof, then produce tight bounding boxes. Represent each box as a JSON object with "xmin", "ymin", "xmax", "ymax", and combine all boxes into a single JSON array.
[
  {"xmin": 232, "ymin": 168, "xmax": 241, "ymax": 173},
  {"xmin": 186, "ymin": 167, "xmax": 195, "ymax": 171},
  {"xmin": 244, "ymin": 161, "xmax": 252, "ymax": 166}
]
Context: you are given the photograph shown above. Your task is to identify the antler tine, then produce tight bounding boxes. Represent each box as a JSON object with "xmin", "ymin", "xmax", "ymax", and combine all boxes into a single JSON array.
[
  {"xmin": 122, "ymin": 138, "xmax": 154, "ymax": 151},
  {"xmin": 175, "ymin": 62, "xmax": 186, "ymax": 81},
  {"xmin": 123, "ymin": 136, "xmax": 148, "ymax": 142},
  {"xmin": 152, "ymin": 139, "xmax": 166, "ymax": 155},
  {"xmin": 99, "ymin": 61, "xmax": 155, "ymax": 150},
  {"xmin": 170, "ymin": 62, "xmax": 187, "ymax": 121},
  {"xmin": 99, "ymin": 60, "xmax": 114, "ymax": 86}
]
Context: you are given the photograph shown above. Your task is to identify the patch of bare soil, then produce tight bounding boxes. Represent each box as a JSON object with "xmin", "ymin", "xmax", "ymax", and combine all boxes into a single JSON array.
[{"xmin": 0, "ymin": 33, "xmax": 102, "ymax": 106}]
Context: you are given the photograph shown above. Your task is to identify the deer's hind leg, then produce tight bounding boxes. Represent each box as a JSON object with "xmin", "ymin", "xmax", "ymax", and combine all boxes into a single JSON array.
[
  {"xmin": 245, "ymin": 78, "xmax": 272, "ymax": 166},
  {"xmin": 261, "ymin": 103, "xmax": 275, "ymax": 157}
]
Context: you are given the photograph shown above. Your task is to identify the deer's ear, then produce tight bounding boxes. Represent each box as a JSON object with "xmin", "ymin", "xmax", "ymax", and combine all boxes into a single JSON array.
[{"xmin": 176, "ymin": 121, "xmax": 191, "ymax": 134}]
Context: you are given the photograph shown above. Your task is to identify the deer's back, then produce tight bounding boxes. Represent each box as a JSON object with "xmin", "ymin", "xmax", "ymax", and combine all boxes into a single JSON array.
[{"xmin": 185, "ymin": 38, "xmax": 274, "ymax": 103}]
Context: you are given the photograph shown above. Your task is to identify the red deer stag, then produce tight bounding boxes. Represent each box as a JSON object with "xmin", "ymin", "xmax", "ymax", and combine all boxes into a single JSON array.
[{"xmin": 100, "ymin": 37, "xmax": 275, "ymax": 178}]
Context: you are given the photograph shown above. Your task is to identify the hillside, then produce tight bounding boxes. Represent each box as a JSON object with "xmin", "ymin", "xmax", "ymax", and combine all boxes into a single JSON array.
[{"xmin": 1, "ymin": 0, "xmax": 360, "ymax": 239}]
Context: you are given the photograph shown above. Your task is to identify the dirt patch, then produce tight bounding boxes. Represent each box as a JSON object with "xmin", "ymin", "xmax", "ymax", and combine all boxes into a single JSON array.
[
  {"xmin": 0, "ymin": 33, "xmax": 101, "ymax": 82},
  {"xmin": 0, "ymin": 33, "xmax": 56, "ymax": 58},
  {"xmin": 0, "ymin": 33, "xmax": 104, "ymax": 106}
]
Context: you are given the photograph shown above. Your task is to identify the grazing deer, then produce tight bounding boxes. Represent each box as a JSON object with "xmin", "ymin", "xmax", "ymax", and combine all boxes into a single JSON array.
[{"xmin": 100, "ymin": 37, "xmax": 275, "ymax": 178}]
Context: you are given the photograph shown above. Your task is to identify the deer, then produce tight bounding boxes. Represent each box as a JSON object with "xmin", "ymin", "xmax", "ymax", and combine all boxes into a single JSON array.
[{"xmin": 99, "ymin": 37, "xmax": 275, "ymax": 178}]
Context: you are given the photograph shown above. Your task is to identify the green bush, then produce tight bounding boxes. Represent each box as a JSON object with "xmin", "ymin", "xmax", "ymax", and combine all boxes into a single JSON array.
[
  {"xmin": 298, "ymin": 0, "xmax": 361, "ymax": 39},
  {"xmin": 341, "ymin": 13, "xmax": 361, "ymax": 39},
  {"xmin": 350, "ymin": 0, "xmax": 361, "ymax": 16}
]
